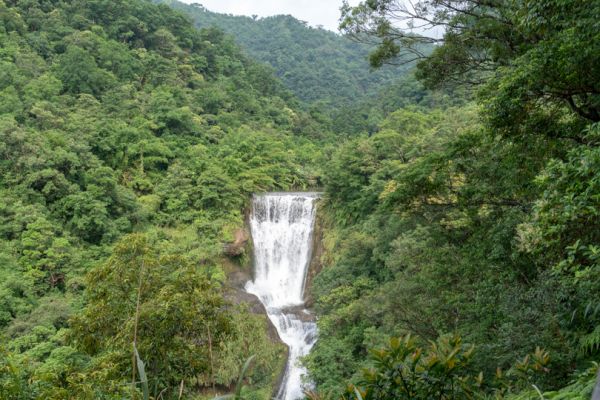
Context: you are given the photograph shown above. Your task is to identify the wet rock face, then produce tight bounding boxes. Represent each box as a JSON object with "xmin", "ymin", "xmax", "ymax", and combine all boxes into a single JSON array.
[
  {"xmin": 222, "ymin": 251, "xmax": 283, "ymax": 345},
  {"xmin": 303, "ymin": 202, "xmax": 324, "ymax": 308},
  {"xmin": 592, "ymin": 369, "xmax": 600, "ymax": 400},
  {"xmin": 223, "ymin": 228, "xmax": 250, "ymax": 257}
]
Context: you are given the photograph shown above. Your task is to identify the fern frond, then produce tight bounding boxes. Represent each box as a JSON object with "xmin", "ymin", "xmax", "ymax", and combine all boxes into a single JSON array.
[{"xmin": 579, "ymin": 325, "xmax": 600, "ymax": 355}]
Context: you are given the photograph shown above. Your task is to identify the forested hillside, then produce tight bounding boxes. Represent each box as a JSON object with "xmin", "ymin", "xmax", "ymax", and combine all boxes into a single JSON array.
[
  {"xmin": 161, "ymin": 1, "xmax": 412, "ymax": 108},
  {"xmin": 304, "ymin": 0, "xmax": 600, "ymax": 399},
  {"xmin": 1, "ymin": 0, "xmax": 599, "ymax": 399},
  {"xmin": 0, "ymin": 0, "xmax": 327, "ymax": 398}
]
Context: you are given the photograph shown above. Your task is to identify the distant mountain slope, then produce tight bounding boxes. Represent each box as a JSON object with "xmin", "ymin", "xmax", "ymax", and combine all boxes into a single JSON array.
[{"xmin": 163, "ymin": 1, "xmax": 412, "ymax": 107}]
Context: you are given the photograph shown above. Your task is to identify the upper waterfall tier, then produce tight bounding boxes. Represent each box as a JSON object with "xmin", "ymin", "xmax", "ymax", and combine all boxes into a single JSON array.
[{"xmin": 246, "ymin": 193, "xmax": 319, "ymax": 309}]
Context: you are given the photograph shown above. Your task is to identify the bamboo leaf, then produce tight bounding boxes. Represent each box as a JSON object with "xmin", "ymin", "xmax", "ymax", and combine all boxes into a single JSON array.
[
  {"xmin": 354, "ymin": 386, "xmax": 364, "ymax": 400},
  {"xmin": 134, "ymin": 344, "xmax": 149, "ymax": 400},
  {"xmin": 235, "ymin": 354, "xmax": 256, "ymax": 398},
  {"xmin": 532, "ymin": 384, "xmax": 545, "ymax": 399}
]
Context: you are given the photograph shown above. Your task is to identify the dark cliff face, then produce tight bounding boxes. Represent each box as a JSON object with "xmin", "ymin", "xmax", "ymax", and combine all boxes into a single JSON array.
[
  {"xmin": 304, "ymin": 198, "xmax": 325, "ymax": 308},
  {"xmin": 221, "ymin": 221, "xmax": 277, "ymax": 340}
]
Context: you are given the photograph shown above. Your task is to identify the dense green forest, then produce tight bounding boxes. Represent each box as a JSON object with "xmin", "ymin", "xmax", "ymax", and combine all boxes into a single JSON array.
[
  {"xmin": 304, "ymin": 0, "xmax": 600, "ymax": 399},
  {"xmin": 0, "ymin": 0, "xmax": 326, "ymax": 398},
  {"xmin": 160, "ymin": 0, "xmax": 414, "ymax": 110},
  {"xmin": 1, "ymin": 0, "xmax": 599, "ymax": 399}
]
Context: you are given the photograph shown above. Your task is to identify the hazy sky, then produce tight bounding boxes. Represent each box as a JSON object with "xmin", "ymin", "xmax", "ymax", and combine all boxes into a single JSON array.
[{"xmin": 178, "ymin": 0, "xmax": 360, "ymax": 32}]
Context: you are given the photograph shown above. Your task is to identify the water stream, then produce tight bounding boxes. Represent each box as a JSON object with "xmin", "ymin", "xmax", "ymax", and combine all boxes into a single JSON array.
[{"xmin": 245, "ymin": 193, "xmax": 319, "ymax": 400}]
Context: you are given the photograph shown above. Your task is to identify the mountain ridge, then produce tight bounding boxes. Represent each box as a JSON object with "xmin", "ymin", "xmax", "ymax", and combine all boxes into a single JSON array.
[{"xmin": 162, "ymin": 0, "xmax": 413, "ymax": 107}]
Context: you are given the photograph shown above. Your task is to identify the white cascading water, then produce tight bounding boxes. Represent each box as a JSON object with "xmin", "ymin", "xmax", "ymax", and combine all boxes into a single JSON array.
[{"xmin": 245, "ymin": 193, "xmax": 319, "ymax": 400}]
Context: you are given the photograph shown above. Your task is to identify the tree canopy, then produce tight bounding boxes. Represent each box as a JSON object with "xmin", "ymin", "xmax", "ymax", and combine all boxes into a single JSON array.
[
  {"xmin": 0, "ymin": 0, "xmax": 322, "ymax": 397},
  {"xmin": 1, "ymin": 0, "xmax": 599, "ymax": 399}
]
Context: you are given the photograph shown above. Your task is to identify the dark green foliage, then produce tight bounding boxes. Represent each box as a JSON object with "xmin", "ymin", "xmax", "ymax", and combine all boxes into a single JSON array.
[
  {"xmin": 308, "ymin": 102, "xmax": 586, "ymax": 394},
  {"xmin": 214, "ymin": 354, "xmax": 257, "ymax": 400},
  {"xmin": 341, "ymin": 0, "xmax": 600, "ymax": 133},
  {"xmin": 304, "ymin": 0, "xmax": 600, "ymax": 396}
]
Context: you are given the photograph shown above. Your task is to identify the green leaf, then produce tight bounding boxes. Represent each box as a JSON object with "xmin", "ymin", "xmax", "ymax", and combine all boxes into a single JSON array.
[
  {"xmin": 235, "ymin": 354, "xmax": 256, "ymax": 398},
  {"xmin": 134, "ymin": 343, "xmax": 149, "ymax": 400}
]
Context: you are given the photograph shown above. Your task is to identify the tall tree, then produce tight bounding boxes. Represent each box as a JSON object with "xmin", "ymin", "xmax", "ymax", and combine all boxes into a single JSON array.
[{"xmin": 340, "ymin": 0, "xmax": 600, "ymax": 129}]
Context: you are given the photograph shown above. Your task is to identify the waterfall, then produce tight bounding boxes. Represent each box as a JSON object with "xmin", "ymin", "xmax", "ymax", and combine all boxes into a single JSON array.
[{"xmin": 245, "ymin": 192, "xmax": 319, "ymax": 400}]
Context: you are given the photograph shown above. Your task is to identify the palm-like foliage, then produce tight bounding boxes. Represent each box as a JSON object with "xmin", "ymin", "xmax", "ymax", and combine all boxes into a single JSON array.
[{"xmin": 214, "ymin": 355, "xmax": 256, "ymax": 400}]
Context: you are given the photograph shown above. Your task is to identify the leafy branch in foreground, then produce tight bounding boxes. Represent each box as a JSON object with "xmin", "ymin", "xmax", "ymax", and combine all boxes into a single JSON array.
[
  {"xmin": 309, "ymin": 334, "xmax": 555, "ymax": 400},
  {"xmin": 342, "ymin": 334, "xmax": 484, "ymax": 400}
]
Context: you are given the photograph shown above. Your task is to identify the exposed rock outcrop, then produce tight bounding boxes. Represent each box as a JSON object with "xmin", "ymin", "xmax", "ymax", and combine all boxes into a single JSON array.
[{"xmin": 223, "ymin": 228, "xmax": 250, "ymax": 257}]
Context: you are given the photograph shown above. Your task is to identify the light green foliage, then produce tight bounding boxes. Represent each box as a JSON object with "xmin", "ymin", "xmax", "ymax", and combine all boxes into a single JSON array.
[
  {"xmin": 308, "ymin": 336, "xmax": 558, "ymax": 400},
  {"xmin": 518, "ymin": 123, "xmax": 600, "ymax": 358},
  {"xmin": 134, "ymin": 344, "xmax": 149, "ymax": 400},
  {"xmin": 0, "ymin": 346, "xmax": 34, "ymax": 399},
  {"xmin": 1, "ymin": 0, "xmax": 598, "ymax": 399},
  {"xmin": 209, "ymin": 308, "xmax": 285, "ymax": 389},
  {"xmin": 342, "ymin": 335, "xmax": 483, "ymax": 400},
  {"xmin": 70, "ymin": 234, "xmax": 233, "ymax": 392},
  {"xmin": 214, "ymin": 354, "xmax": 257, "ymax": 400},
  {"xmin": 0, "ymin": 0, "xmax": 325, "ymax": 397}
]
